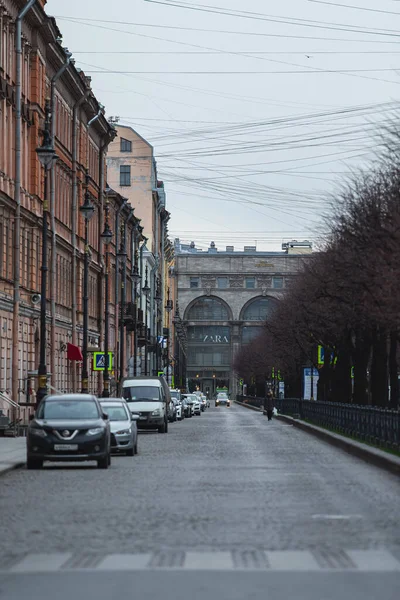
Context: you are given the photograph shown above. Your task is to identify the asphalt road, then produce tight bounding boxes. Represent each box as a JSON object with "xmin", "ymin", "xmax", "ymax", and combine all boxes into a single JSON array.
[{"xmin": 0, "ymin": 403, "xmax": 399, "ymax": 599}]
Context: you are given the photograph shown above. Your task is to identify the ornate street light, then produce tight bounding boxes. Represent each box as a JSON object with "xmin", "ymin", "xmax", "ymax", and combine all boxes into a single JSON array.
[
  {"xmin": 165, "ymin": 287, "xmax": 173, "ymax": 386},
  {"xmin": 36, "ymin": 99, "xmax": 57, "ymax": 406},
  {"xmin": 79, "ymin": 170, "xmax": 95, "ymax": 394},
  {"xmin": 101, "ymin": 200, "xmax": 112, "ymax": 397}
]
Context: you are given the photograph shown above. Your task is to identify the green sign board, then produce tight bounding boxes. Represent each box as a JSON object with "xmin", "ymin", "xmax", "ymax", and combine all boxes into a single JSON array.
[{"xmin": 92, "ymin": 352, "xmax": 113, "ymax": 371}]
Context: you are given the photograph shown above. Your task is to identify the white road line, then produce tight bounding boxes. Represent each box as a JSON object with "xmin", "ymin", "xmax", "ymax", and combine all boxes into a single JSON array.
[
  {"xmin": 96, "ymin": 554, "xmax": 151, "ymax": 571},
  {"xmin": 184, "ymin": 552, "xmax": 233, "ymax": 570},
  {"xmin": 10, "ymin": 553, "xmax": 72, "ymax": 573},
  {"xmin": 347, "ymin": 550, "xmax": 400, "ymax": 572},
  {"xmin": 267, "ymin": 551, "xmax": 320, "ymax": 571}
]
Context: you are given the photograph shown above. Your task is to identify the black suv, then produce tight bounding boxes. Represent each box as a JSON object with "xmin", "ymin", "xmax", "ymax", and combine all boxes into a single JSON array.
[{"xmin": 26, "ymin": 394, "xmax": 111, "ymax": 469}]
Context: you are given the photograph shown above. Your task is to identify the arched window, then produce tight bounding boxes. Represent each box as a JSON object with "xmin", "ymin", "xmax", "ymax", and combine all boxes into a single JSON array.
[
  {"xmin": 186, "ymin": 297, "xmax": 229, "ymax": 321},
  {"xmin": 242, "ymin": 297, "xmax": 277, "ymax": 322}
]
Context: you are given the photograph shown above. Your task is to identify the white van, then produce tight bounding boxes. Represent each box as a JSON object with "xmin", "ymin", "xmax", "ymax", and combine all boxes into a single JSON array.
[{"xmin": 121, "ymin": 377, "xmax": 169, "ymax": 433}]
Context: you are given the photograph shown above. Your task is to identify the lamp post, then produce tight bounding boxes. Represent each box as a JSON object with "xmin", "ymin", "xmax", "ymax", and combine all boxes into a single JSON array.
[
  {"xmin": 79, "ymin": 169, "xmax": 95, "ymax": 393},
  {"xmin": 100, "ymin": 201, "xmax": 112, "ymax": 397},
  {"xmin": 117, "ymin": 222, "xmax": 127, "ymax": 383},
  {"xmin": 154, "ymin": 278, "xmax": 162, "ymax": 374},
  {"xmin": 131, "ymin": 227, "xmax": 141, "ymax": 377},
  {"xmin": 36, "ymin": 99, "xmax": 57, "ymax": 406},
  {"xmin": 142, "ymin": 265, "xmax": 151, "ymax": 376},
  {"xmin": 165, "ymin": 287, "xmax": 173, "ymax": 386}
]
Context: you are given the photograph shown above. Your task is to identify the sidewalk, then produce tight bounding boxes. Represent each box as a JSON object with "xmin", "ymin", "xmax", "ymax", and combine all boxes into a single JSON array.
[{"xmin": 0, "ymin": 437, "xmax": 26, "ymax": 476}]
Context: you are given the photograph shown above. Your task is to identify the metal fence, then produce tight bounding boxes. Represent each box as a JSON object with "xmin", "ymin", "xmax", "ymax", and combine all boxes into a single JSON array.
[
  {"xmin": 236, "ymin": 396, "xmax": 400, "ymax": 451},
  {"xmin": 276, "ymin": 398, "xmax": 400, "ymax": 451}
]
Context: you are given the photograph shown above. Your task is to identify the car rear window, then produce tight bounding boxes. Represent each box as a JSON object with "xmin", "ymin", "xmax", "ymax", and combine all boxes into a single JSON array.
[{"xmin": 100, "ymin": 405, "xmax": 128, "ymax": 421}]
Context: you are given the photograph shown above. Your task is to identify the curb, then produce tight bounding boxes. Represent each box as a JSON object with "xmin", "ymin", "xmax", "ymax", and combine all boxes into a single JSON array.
[
  {"xmin": 0, "ymin": 461, "xmax": 26, "ymax": 477},
  {"xmin": 275, "ymin": 414, "xmax": 400, "ymax": 476}
]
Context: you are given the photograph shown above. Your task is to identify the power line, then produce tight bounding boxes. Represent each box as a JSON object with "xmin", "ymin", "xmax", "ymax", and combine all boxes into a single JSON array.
[
  {"xmin": 143, "ymin": 0, "xmax": 400, "ymax": 38},
  {"xmin": 84, "ymin": 68, "xmax": 400, "ymax": 74},
  {"xmin": 308, "ymin": 1, "xmax": 400, "ymax": 16},
  {"xmin": 56, "ymin": 15, "xmax": 400, "ymax": 44}
]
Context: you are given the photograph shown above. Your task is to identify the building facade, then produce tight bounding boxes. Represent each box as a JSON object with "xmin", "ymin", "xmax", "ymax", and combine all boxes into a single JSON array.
[
  {"xmin": 0, "ymin": 0, "xmax": 117, "ymax": 414},
  {"xmin": 174, "ymin": 240, "xmax": 313, "ymax": 396},
  {"xmin": 107, "ymin": 124, "xmax": 171, "ymax": 377}
]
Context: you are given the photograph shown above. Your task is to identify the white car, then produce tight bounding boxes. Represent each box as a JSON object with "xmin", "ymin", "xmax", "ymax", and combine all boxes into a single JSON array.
[
  {"xmin": 192, "ymin": 396, "xmax": 201, "ymax": 416},
  {"xmin": 174, "ymin": 399, "xmax": 183, "ymax": 421}
]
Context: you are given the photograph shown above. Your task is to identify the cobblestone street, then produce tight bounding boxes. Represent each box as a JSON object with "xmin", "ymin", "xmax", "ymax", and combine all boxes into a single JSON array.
[{"xmin": 0, "ymin": 404, "xmax": 399, "ymax": 561}]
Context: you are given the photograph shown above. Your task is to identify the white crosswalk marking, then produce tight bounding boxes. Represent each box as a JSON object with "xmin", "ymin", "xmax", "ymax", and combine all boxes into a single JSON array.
[
  {"xmin": 96, "ymin": 554, "xmax": 151, "ymax": 571},
  {"xmin": 267, "ymin": 551, "xmax": 320, "ymax": 571},
  {"xmin": 347, "ymin": 550, "xmax": 400, "ymax": 572},
  {"xmin": 184, "ymin": 552, "xmax": 233, "ymax": 570},
  {"xmin": 10, "ymin": 553, "xmax": 71, "ymax": 573}
]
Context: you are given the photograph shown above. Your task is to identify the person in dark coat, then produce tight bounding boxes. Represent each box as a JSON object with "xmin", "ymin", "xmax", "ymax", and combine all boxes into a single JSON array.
[{"xmin": 265, "ymin": 391, "xmax": 274, "ymax": 421}]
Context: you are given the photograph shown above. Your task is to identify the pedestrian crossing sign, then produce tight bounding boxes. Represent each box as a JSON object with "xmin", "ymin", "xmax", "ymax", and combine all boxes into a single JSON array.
[{"xmin": 93, "ymin": 352, "xmax": 113, "ymax": 371}]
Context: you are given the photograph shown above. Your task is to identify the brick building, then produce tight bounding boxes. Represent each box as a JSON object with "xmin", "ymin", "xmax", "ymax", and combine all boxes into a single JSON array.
[{"xmin": 0, "ymin": 0, "xmax": 137, "ymax": 415}]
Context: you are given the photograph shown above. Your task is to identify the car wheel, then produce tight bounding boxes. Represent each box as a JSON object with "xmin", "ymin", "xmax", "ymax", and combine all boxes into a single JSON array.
[
  {"xmin": 158, "ymin": 420, "xmax": 167, "ymax": 433},
  {"xmin": 27, "ymin": 457, "xmax": 43, "ymax": 470},
  {"xmin": 97, "ymin": 454, "xmax": 109, "ymax": 469},
  {"xmin": 126, "ymin": 446, "xmax": 134, "ymax": 457},
  {"xmin": 134, "ymin": 442, "xmax": 138, "ymax": 455}
]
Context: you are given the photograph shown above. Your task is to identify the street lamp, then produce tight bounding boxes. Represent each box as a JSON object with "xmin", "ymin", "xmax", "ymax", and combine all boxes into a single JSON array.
[
  {"xmin": 142, "ymin": 265, "xmax": 151, "ymax": 376},
  {"xmin": 165, "ymin": 287, "xmax": 173, "ymax": 386},
  {"xmin": 117, "ymin": 222, "xmax": 128, "ymax": 383},
  {"xmin": 36, "ymin": 99, "xmax": 57, "ymax": 406},
  {"xmin": 131, "ymin": 228, "xmax": 141, "ymax": 377},
  {"xmin": 100, "ymin": 201, "xmax": 112, "ymax": 397},
  {"xmin": 154, "ymin": 278, "xmax": 162, "ymax": 373},
  {"xmin": 79, "ymin": 169, "xmax": 95, "ymax": 393}
]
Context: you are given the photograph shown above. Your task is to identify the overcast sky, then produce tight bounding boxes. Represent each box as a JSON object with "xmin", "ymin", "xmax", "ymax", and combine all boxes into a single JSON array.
[{"xmin": 47, "ymin": 0, "xmax": 400, "ymax": 251}]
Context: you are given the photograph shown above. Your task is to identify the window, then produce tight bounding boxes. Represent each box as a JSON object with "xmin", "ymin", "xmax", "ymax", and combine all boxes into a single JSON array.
[
  {"xmin": 120, "ymin": 165, "xmax": 131, "ymax": 186},
  {"xmin": 242, "ymin": 327, "xmax": 262, "ymax": 344},
  {"xmin": 187, "ymin": 347, "xmax": 230, "ymax": 367},
  {"xmin": 242, "ymin": 297, "xmax": 277, "ymax": 322},
  {"xmin": 187, "ymin": 297, "xmax": 229, "ymax": 321},
  {"xmin": 120, "ymin": 138, "xmax": 132, "ymax": 152},
  {"xmin": 245, "ymin": 277, "xmax": 255, "ymax": 289},
  {"xmin": 190, "ymin": 277, "xmax": 199, "ymax": 289},
  {"xmin": 217, "ymin": 277, "xmax": 229, "ymax": 289},
  {"xmin": 272, "ymin": 277, "xmax": 284, "ymax": 289}
]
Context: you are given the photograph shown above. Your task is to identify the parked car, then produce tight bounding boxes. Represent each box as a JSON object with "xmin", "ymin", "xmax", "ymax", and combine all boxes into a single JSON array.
[
  {"xmin": 26, "ymin": 394, "xmax": 111, "ymax": 469},
  {"xmin": 169, "ymin": 389, "xmax": 184, "ymax": 421},
  {"xmin": 174, "ymin": 399, "xmax": 183, "ymax": 421},
  {"xmin": 181, "ymin": 397, "xmax": 192, "ymax": 418},
  {"xmin": 199, "ymin": 395, "xmax": 207, "ymax": 412},
  {"xmin": 99, "ymin": 398, "xmax": 139, "ymax": 456},
  {"xmin": 168, "ymin": 399, "xmax": 177, "ymax": 423},
  {"xmin": 187, "ymin": 394, "xmax": 201, "ymax": 416},
  {"xmin": 183, "ymin": 394, "xmax": 196, "ymax": 417},
  {"xmin": 121, "ymin": 377, "xmax": 170, "ymax": 433},
  {"xmin": 215, "ymin": 392, "xmax": 230, "ymax": 407}
]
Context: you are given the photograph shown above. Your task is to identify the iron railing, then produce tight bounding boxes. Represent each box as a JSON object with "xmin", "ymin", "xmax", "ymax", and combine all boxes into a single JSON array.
[
  {"xmin": 236, "ymin": 396, "xmax": 400, "ymax": 451},
  {"xmin": 276, "ymin": 398, "xmax": 400, "ymax": 451}
]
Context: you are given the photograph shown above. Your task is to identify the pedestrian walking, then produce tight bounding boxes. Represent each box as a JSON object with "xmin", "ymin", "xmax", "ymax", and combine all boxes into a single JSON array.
[{"xmin": 264, "ymin": 390, "xmax": 274, "ymax": 421}]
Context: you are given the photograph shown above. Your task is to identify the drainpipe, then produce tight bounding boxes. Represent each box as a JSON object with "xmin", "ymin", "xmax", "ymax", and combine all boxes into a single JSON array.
[
  {"xmin": 49, "ymin": 49, "xmax": 72, "ymax": 393},
  {"xmin": 71, "ymin": 89, "xmax": 90, "ymax": 391},
  {"xmin": 12, "ymin": 0, "xmax": 37, "ymax": 407},
  {"xmin": 150, "ymin": 196, "xmax": 161, "ymax": 375}
]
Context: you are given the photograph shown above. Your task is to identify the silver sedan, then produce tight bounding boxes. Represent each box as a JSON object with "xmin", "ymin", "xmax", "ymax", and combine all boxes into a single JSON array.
[{"xmin": 99, "ymin": 399, "xmax": 139, "ymax": 456}]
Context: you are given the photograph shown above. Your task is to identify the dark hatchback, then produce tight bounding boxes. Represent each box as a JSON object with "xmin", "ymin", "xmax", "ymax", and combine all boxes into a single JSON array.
[{"xmin": 26, "ymin": 394, "xmax": 111, "ymax": 470}]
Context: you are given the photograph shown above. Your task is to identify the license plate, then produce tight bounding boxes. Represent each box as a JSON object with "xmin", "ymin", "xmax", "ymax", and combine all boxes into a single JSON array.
[
  {"xmin": 54, "ymin": 444, "xmax": 78, "ymax": 451},
  {"xmin": 139, "ymin": 416, "xmax": 147, "ymax": 420}
]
